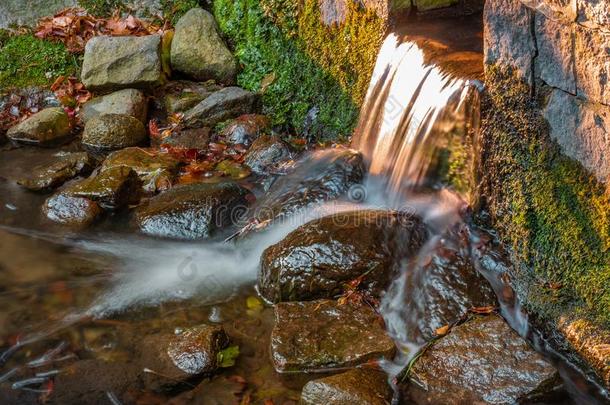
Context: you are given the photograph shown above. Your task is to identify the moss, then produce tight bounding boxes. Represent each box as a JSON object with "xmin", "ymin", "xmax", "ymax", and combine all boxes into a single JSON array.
[
  {"xmin": 161, "ymin": 0, "xmax": 202, "ymax": 25},
  {"xmin": 213, "ymin": 0, "xmax": 386, "ymax": 138},
  {"xmin": 78, "ymin": 0, "xmax": 126, "ymax": 16},
  {"xmin": 0, "ymin": 34, "xmax": 81, "ymax": 90},
  {"xmin": 413, "ymin": 0, "xmax": 459, "ymax": 11},
  {"xmin": 480, "ymin": 66, "xmax": 610, "ymax": 328}
]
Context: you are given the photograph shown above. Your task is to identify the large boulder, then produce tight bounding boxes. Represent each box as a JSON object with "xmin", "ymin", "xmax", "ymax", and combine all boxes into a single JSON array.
[
  {"xmin": 81, "ymin": 89, "xmax": 148, "ymax": 124},
  {"xmin": 183, "ymin": 87, "xmax": 258, "ymax": 129},
  {"xmin": 82, "ymin": 114, "xmax": 148, "ymax": 151},
  {"xmin": 170, "ymin": 8, "xmax": 238, "ymax": 84},
  {"xmin": 243, "ymin": 148, "xmax": 366, "ymax": 233},
  {"xmin": 43, "ymin": 193, "xmax": 103, "ymax": 227},
  {"xmin": 134, "ymin": 182, "xmax": 251, "ymax": 240},
  {"xmin": 101, "ymin": 147, "xmax": 182, "ymax": 193},
  {"xmin": 301, "ymin": 368, "xmax": 393, "ymax": 405},
  {"xmin": 81, "ymin": 35, "xmax": 164, "ymax": 92},
  {"xmin": 243, "ymin": 135, "xmax": 291, "ymax": 175},
  {"xmin": 404, "ymin": 315, "xmax": 560, "ymax": 404},
  {"xmin": 259, "ymin": 210, "xmax": 428, "ymax": 303},
  {"xmin": 6, "ymin": 107, "xmax": 71, "ymax": 146},
  {"xmin": 138, "ymin": 324, "xmax": 230, "ymax": 391},
  {"xmin": 67, "ymin": 166, "xmax": 141, "ymax": 210},
  {"xmin": 18, "ymin": 152, "xmax": 95, "ymax": 192},
  {"xmin": 270, "ymin": 300, "xmax": 396, "ymax": 373}
]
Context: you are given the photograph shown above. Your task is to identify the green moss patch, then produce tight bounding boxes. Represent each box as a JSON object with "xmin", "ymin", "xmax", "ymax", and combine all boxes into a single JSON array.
[
  {"xmin": 0, "ymin": 34, "xmax": 81, "ymax": 90},
  {"xmin": 78, "ymin": 0, "xmax": 126, "ymax": 16},
  {"xmin": 480, "ymin": 67, "xmax": 610, "ymax": 328},
  {"xmin": 213, "ymin": 0, "xmax": 386, "ymax": 139}
]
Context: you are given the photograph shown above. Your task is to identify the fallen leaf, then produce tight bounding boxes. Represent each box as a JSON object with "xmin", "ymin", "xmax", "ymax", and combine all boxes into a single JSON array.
[{"xmin": 435, "ymin": 325, "xmax": 450, "ymax": 336}]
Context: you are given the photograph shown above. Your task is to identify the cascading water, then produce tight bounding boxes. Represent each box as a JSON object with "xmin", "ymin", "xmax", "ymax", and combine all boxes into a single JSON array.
[{"xmin": 351, "ymin": 32, "xmax": 480, "ymax": 203}]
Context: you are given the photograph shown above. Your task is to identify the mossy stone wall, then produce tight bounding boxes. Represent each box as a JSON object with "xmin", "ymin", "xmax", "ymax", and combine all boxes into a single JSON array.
[{"xmin": 480, "ymin": 67, "xmax": 610, "ymax": 330}]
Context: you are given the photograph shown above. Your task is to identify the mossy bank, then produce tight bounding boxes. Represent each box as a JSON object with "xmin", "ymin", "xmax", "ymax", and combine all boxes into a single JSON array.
[
  {"xmin": 479, "ymin": 67, "xmax": 610, "ymax": 330},
  {"xmin": 213, "ymin": 0, "xmax": 387, "ymax": 139}
]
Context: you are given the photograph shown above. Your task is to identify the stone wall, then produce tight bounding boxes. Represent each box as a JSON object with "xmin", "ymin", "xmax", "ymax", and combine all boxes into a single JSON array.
[{"xmin": 484, "ymin": 0, "xmax": 610, "ymax": 182}]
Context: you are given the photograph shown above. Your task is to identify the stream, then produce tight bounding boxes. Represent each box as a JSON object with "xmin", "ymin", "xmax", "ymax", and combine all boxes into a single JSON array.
[{"xmin": 0, "ymin": 12, "xmax": 609, "ymax": 405}]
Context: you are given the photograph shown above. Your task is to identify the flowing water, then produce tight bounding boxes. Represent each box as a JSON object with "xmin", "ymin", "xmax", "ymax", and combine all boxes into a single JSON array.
[{"xmin": 0, "ymin": 14, "xmax": 609, "ymax": 405}]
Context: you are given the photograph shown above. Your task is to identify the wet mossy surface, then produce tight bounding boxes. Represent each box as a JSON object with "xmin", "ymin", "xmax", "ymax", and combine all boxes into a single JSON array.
[
  {"xmin": 480, "ymin": 66, "xmax": 610, "ymax": 328},
  {"xmin": 213, "ymin": 0, "xmax": 386, "ymax": 138},
  {"xmin": 0, "ymin": 33, "xmax": 81, "ymax": 90}
]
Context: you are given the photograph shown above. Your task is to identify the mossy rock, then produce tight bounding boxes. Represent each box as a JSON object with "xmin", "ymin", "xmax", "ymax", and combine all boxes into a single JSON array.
[{"xmin": 479, "ymin": 66, "xmax": 610, "ymax": 328}]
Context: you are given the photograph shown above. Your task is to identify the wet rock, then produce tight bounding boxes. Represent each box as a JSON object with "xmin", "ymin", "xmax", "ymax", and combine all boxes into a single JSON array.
[
  {"xmin": 171, "ymin": 8, "xmax": 238, "ymax": 84},
  {"xmin": 51, "ymin": 359, "xmax": 139, "ymax": 404},
  {"xmin": 161, "ymin": 80, "xmax": 222, "ymax": 114},
  {"xmin": 151, "ymin": 127, "xmax": 211, "ymax": 150},
  {"xmin": 405, "ymin": 315, "xmax": 560, "ymax": 404},
  {"xmin": 67, "ymin": 166, "xmax": 141, "ymax": 209},
  {"xmin": 81, "ymin": 35, "xmax": 164, "ymax": 92},
  {"xmin": 398, "ymin": 229, "xmax": 498, "ymax": 342},
  {"xmin": 18, "ymin": 152, "xmax": 95, "ymax": 191},
  {"xmin": 101, "ymin": 147, "xmax": 181, "ymax": 193},
  {"xmin": 81, "ymin": 88, "xmax": 148, "ymax": 124},
  {"xmin": 243, "ymin": 135, "xmax": 291, "ymax": 175},
  {"xmin": 222, "ymin": 114, "xmax": 270, "ymax": 146},
  {"xmin": 301, "ymin": 368, "xmax": 393, "ymax": 405},
  {"xmin": 134, "ymin": 182, "xmax": 251, "ymax": 240},
  {"xmin": 259, "ymin": 210, "xmax": 428, "ymax": 303},
  {"xmin": 6, "ymin": 107, "xmax": 71, "ymax": 146},
  {"xmin": 82, "ymin": 114, "xmax": 148, "ymax": 151},
  {"xmin": 245, "ymin": 148, "xmax": 366, "ymax": 230},
  {"xmin": 271, "ymin": 300, "xmax": 396, "ymax": 373},
  {"xmin": 139, "ymin": 324, "xmax": 229, "ymax": 391},
  {"xmin": 183, "ymin": 87, "xmax": 258, "ymax": 129},
  {"xmin": 44, "ymin": 193, "xmax": 103, "ymax": 227}
]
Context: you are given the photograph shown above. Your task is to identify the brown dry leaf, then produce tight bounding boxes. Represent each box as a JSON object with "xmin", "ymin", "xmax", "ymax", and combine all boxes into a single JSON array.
[
  {"xmin": 36, "ymin": 8, "xmax": 164, "ymax": 53},
  {"xmin": 435, "ymin": 325, "xmax": 450, "ymax": 336}
]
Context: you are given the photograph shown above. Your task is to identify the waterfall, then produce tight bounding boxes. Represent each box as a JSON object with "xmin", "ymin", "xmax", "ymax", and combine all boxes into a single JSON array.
[{"xmin": 351, "ymin": 33, "xmax": 480, "ymax": 203}]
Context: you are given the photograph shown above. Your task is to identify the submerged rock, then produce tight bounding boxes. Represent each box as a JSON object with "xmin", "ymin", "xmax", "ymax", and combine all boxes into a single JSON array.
[
  {"xmin": 222, "ymin": 114, "xmax": 270, "ymax": 146},
  {"xmin": 6, "ymin": 107, "xmax": 71, "ymax": 146},
  {"xmin": 82, "ymin": 114, "xmax": 147, "ymax": 151},
  {"xmin": 244, "ymin": 148, "xmax": 365, "ymax": 231},
  {"xmin": 405, "ymin": 315, "xmax": 560, "ymax": 404},
  {"xmin": 139, "ymin": 324, "xmax": 229, "ymax": 391},
  {"xmin": 81, "ymin": 88, "xmax": 148, "ymax": 124},
  {"xmin": 101, "ymin": 147, "xmax": 181, "ymax": 193},
  {"xmin": 134, "ymin": 182, "xmax": 251, "ymax": 240},
  {"xmin": 51, "ymin": 359, "xmax": 139, "ymax": 404},
  {"xmin": 81, "ymin": 35, "xmax": 165, "ymax": 92},
  {"xmin": 68, "ymin": 166, "xmax": 141, "ymax": 209},
  {"xmin": 259, "ymin": 210, "xmax": 428, "ymax": 303},
  {"xmin": 44, "ymin": 193, "xmax": 102, "ymax": 227},
  {"xmin": 183, "ymin": 87, "xmax": 258, "ymax": 129},
  {"xmin": 171, "ymin": 8, "xmax": 238, "ymax": 84},
  {"xmin": 18, "ymin": 152, "xmax": 95, "ymax": 191},
  {"xmin": 271, "ymin": 300, "xmax": 396, "ymax": 373},
  {"xmin": 301, "ymin": 368, "xmax": 393, "ymax": 405},
  {"xmin": 243, "ymin": 135, "xmax": 291, "ymax": 175}
]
